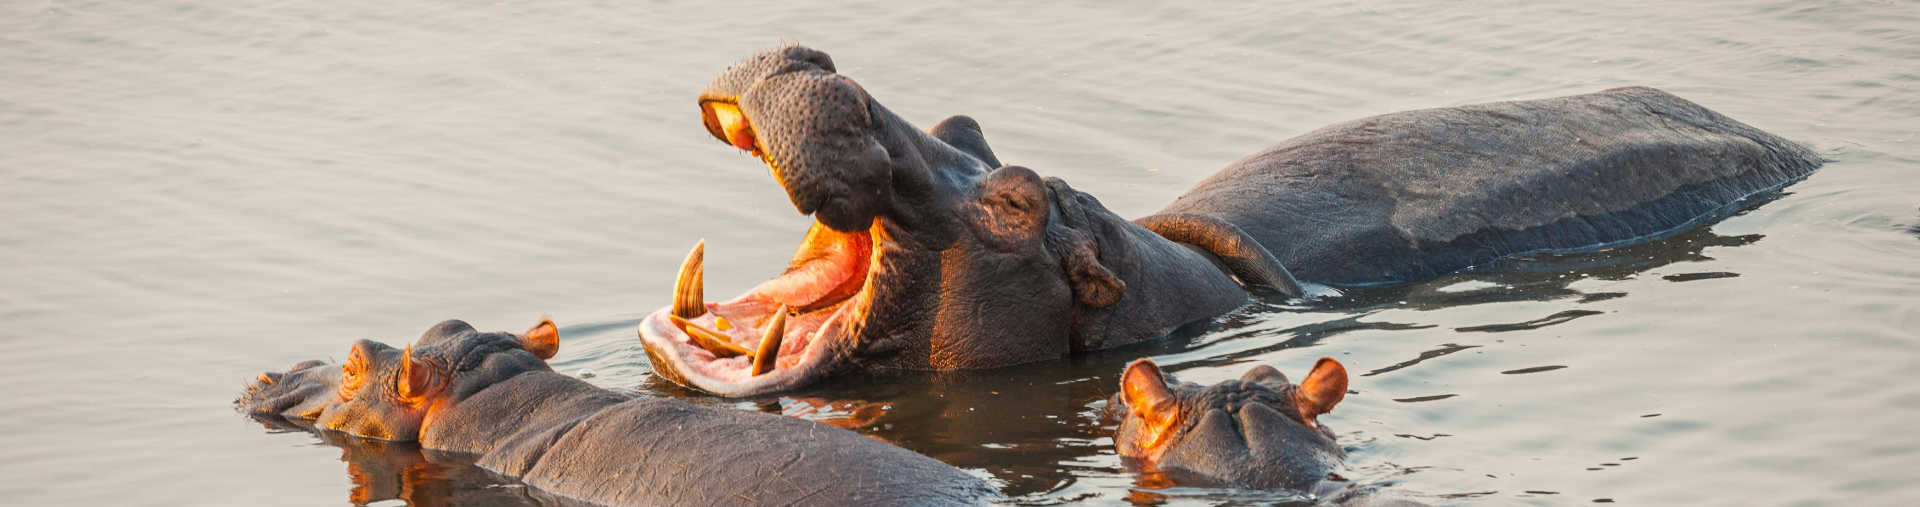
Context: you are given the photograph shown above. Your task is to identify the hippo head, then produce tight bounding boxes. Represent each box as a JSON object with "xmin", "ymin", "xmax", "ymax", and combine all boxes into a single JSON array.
[
  {"xmin": 639, "ymin": 45, "xmax": 1255, "ymax": 396},
  {"xmin": 313, "ymin": 318, "xmax": 559, "ymax": 442},
  {"xmin": 1112, "ymin": 358, "xmax": 1349, "ymax": 490},
  {"xmin": 235, "ymin": 318, "xmax": 560, "ymax": 442}
]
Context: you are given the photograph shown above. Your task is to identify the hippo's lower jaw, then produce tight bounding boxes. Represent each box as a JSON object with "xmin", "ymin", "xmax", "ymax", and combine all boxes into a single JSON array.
[{"xmin": 639, "ymin": 220, "xmax": 880, "ymax": 397}]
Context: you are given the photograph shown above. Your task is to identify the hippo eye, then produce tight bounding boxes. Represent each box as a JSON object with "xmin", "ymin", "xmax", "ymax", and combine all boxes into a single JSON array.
[{"xmin": 337, "ymin": 365, "xmax": 362, "ymax": 402}]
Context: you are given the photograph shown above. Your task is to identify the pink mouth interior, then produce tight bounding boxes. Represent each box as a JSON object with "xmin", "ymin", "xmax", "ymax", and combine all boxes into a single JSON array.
[{"xmin": 662, "ymin": 223, "xmax": 874, "ymax": 383}]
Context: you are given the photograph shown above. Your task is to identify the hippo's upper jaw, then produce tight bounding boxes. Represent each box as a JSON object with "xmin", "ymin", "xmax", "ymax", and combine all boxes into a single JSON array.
[{"xmin": 639, "ymin": 45, "xmax": 1253, "ymax": 397}]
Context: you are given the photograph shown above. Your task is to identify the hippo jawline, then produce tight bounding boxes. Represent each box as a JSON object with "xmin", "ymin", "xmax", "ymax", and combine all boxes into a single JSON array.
[{"xmin": 639, "ymin": 219, "xmax": 881, "ymax": 397}]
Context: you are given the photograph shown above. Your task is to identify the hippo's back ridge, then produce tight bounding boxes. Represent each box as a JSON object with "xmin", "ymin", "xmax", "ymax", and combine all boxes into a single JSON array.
[{"xmin": 1155, "ymin": 86, "xmax": 1823, "ymax": 285}]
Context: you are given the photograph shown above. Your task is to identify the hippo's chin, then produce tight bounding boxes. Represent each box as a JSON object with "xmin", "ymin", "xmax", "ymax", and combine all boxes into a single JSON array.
[{"xmin": 639, "ymin": 220, "xmax": 881, "ymax": 397}]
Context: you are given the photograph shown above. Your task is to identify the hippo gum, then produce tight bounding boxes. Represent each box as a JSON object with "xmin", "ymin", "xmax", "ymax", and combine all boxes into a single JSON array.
[
  {"xmin": 639, "ymin": 45, "xmax": 1822, "ymax": 397},
  {"xmin": 238, "ymin": 319, "xmax": 1000, "ymax": 507}
]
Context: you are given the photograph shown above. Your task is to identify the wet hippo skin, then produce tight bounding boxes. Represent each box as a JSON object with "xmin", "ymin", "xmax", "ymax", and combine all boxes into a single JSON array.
[
  {"xmin": 1110, "ymin": 358, "xmax": 1424, "ymax": 506},
  {"xmin": 639, "ymin": 45, "xmax": 1823, "ymax": 397},
  {"xmin": 238, "ymin": 319, "xmax": 1001, "ymax": 507}
]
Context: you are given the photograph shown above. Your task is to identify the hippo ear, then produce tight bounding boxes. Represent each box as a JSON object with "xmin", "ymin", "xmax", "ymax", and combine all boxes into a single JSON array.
[
  {"xmin": 522, "ymin": 317, "xmax": 560, "ymax": 360},
  {"xmin": 1122, "ymin": 359, "xmax": 1182, "ymax": 449},
  {"xmin": 397, "ymin": 347, "xmax": 446, "ymax": 403},
  {"xmin": 1295, "ymin": 357, "xmax": 1348, "ymax": 418},
  {"xmin": 1057, "ymin": 233, "xmax": 1124, "ymax": 308},
  {"xmin": 1041, "ymin": 178, "xmax": 1125, "ymax": 308}
]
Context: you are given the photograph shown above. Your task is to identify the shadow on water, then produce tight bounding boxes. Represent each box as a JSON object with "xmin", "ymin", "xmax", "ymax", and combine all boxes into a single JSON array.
[{"xmin": 252, "ymin": 224, "xmax": 1769, "ymax": 505}]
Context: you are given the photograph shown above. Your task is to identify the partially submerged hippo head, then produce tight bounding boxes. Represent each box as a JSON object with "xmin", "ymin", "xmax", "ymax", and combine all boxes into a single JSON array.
[
  {"xmin": 237, "ymin": 318, "xmax": 559, "ymax": 443},
  {"xmin": 640, "ymin": 45, "xmax": 1295, "ymax": 396},
  {"xmin": 1112, "ymin": 358, "xmax": 1349, "ymax": 490}
]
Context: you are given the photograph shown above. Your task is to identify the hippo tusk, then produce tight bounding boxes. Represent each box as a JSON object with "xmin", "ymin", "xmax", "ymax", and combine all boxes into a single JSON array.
[
  {"xmin": 673, "ymin": 240, "xmax": 707, "ymax": 319},
  {"xmin": 751, "ymin": 306, "xmax": 787, "ymax": 376},
  {"xmin": 669, "ymin": 315, "xmax": 755, "ymax": 358}
]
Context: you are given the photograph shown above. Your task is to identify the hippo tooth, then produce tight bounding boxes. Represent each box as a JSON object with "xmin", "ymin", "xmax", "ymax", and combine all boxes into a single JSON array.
[
  {"xmin": 670, "ymin": 315, "xmax": 754, "ymax": 358},
  {"xmin": 673, "ymin": 240, "xmax": 707, "ymax": 319},
  {"xmin": 751, "ymin": 306, "xmax": 787, "ymax": 376}
]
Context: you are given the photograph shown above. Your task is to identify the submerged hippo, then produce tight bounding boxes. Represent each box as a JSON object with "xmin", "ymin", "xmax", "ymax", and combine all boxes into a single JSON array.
[
  {"xmin": 639, "ymin": 45, "xmax": 1824, "ymax": 396},
  {"xmin": 238, "ymin": 319, "xmax": 1000, "ymax": 507},
  {"xmin": 1111, "ymin": 358, "xmax": 1422, "ymax": 506}
]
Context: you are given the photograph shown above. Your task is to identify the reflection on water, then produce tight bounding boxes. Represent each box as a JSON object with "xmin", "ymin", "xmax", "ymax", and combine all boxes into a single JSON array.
[{"xmin": 247, "ymin": 416, "xmax": 550, "ymax": 507}]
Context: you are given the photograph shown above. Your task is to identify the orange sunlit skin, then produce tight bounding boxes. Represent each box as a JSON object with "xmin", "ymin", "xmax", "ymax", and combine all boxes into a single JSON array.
[
  {"xmin": 1120, "ymin": 361, "xmax": 1183, "ymax": 460},
  {"xmin": 400, "ymin": 347, "xmax": 451, "ymax": 433}
]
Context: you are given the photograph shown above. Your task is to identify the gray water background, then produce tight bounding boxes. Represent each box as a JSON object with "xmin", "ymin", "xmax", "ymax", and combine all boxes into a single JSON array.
[{"xmin": 3, "ymin": 0, "xmax": 1918, "ymax": 505}]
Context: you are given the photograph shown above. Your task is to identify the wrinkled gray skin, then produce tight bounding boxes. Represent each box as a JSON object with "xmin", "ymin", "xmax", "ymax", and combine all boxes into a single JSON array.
[
  {"xmin": 1152, "ymin": 85, "xmax": 1825, "ymax": 285},
  {"xmin": 238, "ymin": 320, "xmax": 1000, "ymax": 507},
  {"xmin": 658, "ymin": 46, "xmax": 1820, "ymax": 396}
]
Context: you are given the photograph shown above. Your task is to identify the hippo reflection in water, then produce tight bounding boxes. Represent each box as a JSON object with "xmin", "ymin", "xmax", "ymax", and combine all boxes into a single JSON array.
[
  {"xmin": 238, "ymin": 318, "xmax": 1001, "ymax": 507},
  {"xmin": 640, "ymin": 45, "xmax": 1824, "ymax": 396}
]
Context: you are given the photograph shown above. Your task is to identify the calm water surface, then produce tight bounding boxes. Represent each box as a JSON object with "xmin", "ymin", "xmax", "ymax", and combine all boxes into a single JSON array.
[{"xmin": 3, "ymin": 0, "xmax": 1917, "ymax": 505}]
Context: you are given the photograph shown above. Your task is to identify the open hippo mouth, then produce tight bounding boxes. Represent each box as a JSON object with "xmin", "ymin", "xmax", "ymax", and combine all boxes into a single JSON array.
[
  {"xmin": 637, "ymin": 48, "xmax": 906, "ymax": 396},
  {"xmin": 639, "ymin": 46, "xmax": 933, "ymax": 396},
  {"xmin": 638, "ymin": 219, "xmax": 882, "ymax": 396}
]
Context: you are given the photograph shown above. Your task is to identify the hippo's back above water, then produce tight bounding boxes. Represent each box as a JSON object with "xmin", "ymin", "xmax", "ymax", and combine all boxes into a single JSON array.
[{"xmin": 1155, "ymin": 86, "xmax": 1823, "ymax": 285}]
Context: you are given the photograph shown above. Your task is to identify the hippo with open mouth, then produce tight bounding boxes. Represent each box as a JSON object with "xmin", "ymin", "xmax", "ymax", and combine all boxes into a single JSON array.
[
  {"xmin": 238, "ymin": 319, "xmax": 1001, "ymax": 507},
  {"xmin": 640, "ymin": 45, "xmax": 1824, "ymax": 397}
]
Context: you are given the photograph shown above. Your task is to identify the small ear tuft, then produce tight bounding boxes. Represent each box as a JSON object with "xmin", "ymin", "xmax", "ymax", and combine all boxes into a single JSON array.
[
  {"xmin": 398, "ymin": 347, "xmax": 443, "ymax": 402},
  {"xmin": 1296, "ymin": 357, "xmax": 1349, "ymax": 418},
  {"xmin": 1121, "ymin": 359, "xmax": 1182, "ymax": 448},
  {"xmin": 523, "ymin": 316, "xmax": 560, "ymax": 360}
]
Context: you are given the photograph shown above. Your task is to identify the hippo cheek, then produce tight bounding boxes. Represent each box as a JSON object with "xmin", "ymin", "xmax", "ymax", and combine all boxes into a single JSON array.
[{"xmin": 315, "ymin": 400, "xmax": 424, "ymax": 443}]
